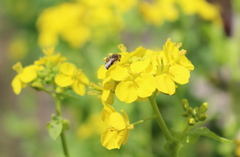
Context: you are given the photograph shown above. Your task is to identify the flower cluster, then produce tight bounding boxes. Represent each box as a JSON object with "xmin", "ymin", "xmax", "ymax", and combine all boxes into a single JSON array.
[
  {"xmin": 12, "ymin": 48, "xmax": 89, "ymax": 96},
  {"xmin": 140, "ymin": 0, "xmax": 221, "ymax": 26},
  {"xmin": 93, "ymin": 39, "xmax": 194, "ymax": 104},
  {"xmin": 36, "ymin": 0, "xmax": 137, "ymax": 48}
]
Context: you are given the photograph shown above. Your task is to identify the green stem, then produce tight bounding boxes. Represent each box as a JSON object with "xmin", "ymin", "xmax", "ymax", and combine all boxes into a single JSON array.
[
  {"xmin": 148, "ymin": 96, "xmax": 172, "ymax": 141},
  {"xmin": 131, "ymin": 115, "xmax": 157, "ymax": 126},
  {"xmin": 55, "ymin": 95, "xmax": 70, "ymax": 157},
  {"xmin": 180, "ymin": 124, "xmax": 190, "ymax": 140}
]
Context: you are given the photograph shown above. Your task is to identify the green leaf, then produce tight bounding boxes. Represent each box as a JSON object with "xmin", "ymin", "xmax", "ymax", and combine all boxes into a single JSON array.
[
  {"xmin": 47, "ymin": 119, "xmax": 63, "ymax": 140},
  {"xmin": 180, "ymin": 127, "xmax": 232, "ymax": 145}
]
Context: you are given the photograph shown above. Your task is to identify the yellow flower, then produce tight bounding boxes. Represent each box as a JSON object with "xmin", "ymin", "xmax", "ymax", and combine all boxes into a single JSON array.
[
  {"xmin": 110, "ymin": 47, "xmax": 156, "ymax": 103},
  {"xmin": 154, "ymin": 39, "xmax": 194, "ymax": 95},
  {"xmin": 11, "ymin": 62, "xmax": 37, "ymax": 95},
  {"xmin": 55, "ymin": 62, "xmax": 89, "ymax": 96},
  {"xmin": 101, "ymin": 103, "xmax": 133, "ymax": 150},
  {"xmin": 34, "ymin": 47, "xmax": 66, "ymax": 67}
]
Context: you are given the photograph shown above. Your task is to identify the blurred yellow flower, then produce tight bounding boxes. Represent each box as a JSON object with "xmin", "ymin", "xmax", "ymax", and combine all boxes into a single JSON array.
[
  {"xmin": 8, "ymin": 38, "xmax": 28, "ymax": 61},
  {"xmin": 140, "ymin": 0, "xmax": 221, "ymax": 26},
  {"xmin": 11, "ymin": 62, "xmax": 37, "ymax": 95},
  {"xmin": 55, "ymin": 62, "xmax": 89, "ymax": 96},
  {"xmin": 77, "ymin": 113, "xmax": 106, "ymax": 139},
  {"xmin": 101, "ymin": 103, "xmax": 133, "ymax": 150},
  {"xmin": 37, "ymin": 0, "xmax": 137, "ymax": 48}
]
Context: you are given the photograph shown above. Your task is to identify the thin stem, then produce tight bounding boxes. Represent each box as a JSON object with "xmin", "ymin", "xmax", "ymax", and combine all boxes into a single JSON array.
[
  {"xmin": 55, "ymin": 95, "xmax": 70, "ymax": 157},
  {"xmin": 148, "ymin": 96, "xmax": 172, "ymax": 141},
  {"xmin": 180, "ymin": 124, "xmax": 190, "ymax": 140},
  {"xmin": 131, "ymin": 115, "xmax": 157, "ymax": 126}
]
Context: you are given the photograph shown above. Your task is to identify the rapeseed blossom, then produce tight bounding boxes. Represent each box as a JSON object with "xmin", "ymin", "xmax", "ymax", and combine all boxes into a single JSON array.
[
  {"xmin": 101, "ymin": 103, "xmax": 133, "ymax": 150},
  {"xmin": 140, "ymin": 0, "xmax": 221, "ymax": 26},
  {"xmin": 12, "ymin": 62, "xmax": 38, "ymax": 95},
  {"xmin": 95, "ymin": 39, "xmax": 194, "ymax": 104},
  {"xmin": 12, "ymin": 48, "xmax": 89, "ymax": 96},
  {"xmin": 55, "ymin": 62, "xmax": 89, "ymax": 96},
  {"xmin": 37, "ymin": 0, "xmax": 136, "ymax": 48}
]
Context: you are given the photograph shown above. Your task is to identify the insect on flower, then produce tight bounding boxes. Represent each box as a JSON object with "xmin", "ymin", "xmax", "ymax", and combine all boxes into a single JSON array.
[{"xmin": 104, "ymin": 54, "xmax": 121, "ymax": 69}]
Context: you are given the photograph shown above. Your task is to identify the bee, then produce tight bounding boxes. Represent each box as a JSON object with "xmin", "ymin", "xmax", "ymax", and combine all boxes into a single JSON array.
[{"xmin": 104, "ymin": 54, "xmax": 121, "ymax": 69}]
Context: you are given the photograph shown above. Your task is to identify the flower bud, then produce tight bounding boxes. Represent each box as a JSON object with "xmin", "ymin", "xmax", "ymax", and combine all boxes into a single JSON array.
[
  {"xmin": 200, "ymin": 103, "xmax": 209, "ymax": 113},
  {"xmin": 192, "ymin": 107, "xmax": 199, "ymax": 117},
  {"xmin": 187, "ymin": 107, "xmax": 193, "ymax": 116},
  {"xmin": 199, "ymin": 113, "xmax": 207, "ymax": 121},
  {"xmin": 188, "ymin": 118, "xmax": 195, "ymax": 126},
  {"xmin": 181, "ymin": 112, "xmax": 188, "ymax": 117},
  {"xmin": 31, "ymin": 81, "xmax": 44, "ymax": 90},
  {"xmin": 182, "ymin": 99, "xmax": 189, "ymax": 111},
  {"xmin": 56, "ymin": 87, "xmax": 64, "ymax": 93}
]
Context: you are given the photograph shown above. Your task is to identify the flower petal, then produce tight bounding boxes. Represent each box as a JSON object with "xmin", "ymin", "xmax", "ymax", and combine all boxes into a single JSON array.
[
  {"xmin": 130, "ymin": 58, "xmax": 150, "ymax": 73},
  {"xmin": 11, "ymin": 76, "xmax": 22, "ymax": 95},
  {"xmin": 101, "ymin": 128, "xmax": 127, "ymax": 150},
  {"xmin": 110, "ymin": 65, "xmax": 128, "ymax": 81},
  {"xmin": 101, "ymin": 104, "xmax": 115, "ymax": 125},
  {"xmin": 156, "ymin": 74, "xmax": 175, "ymax": 95},
  {"xmin": 60, "ymin": 62, "xmax": 76, "ymax": 76},
  {"xmin": 169, "ymin": 65, "xmax": 190, "ymax": 84},
  {"xmin": 19, "ymin": 65, "xmax": 37, "ymax": 83},
  {"xmin": 72, "ymin": 81, "xmax": 85, "ymax": 96},
  {"xmin": 55, "ymin": 74, "xmax": 73, "ymax": 87},
  {"xmin": 97, "ymin": 65, "xmax": 107, "ymax": 79},
  {"xmin": 109, "ymin": 112, "xmax": 126, "ymax": 130},
  {"xmin": 78, "ymin": 72, "xmax": 90, "ymax": 85},
  {"xmin": 135, "ymin": 74, "xmax": 156, "ymax": 98},
  {"xmin": 115, "ymin": 81, "xmax": 138, "ymax": 103}
]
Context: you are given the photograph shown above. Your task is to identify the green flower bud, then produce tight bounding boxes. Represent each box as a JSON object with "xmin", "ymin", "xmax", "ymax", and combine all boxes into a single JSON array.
[
  {"xmin": 181, "ymin": 112, "xmax": 188, "ymax": 117},
  {"xmin": 188, "ymin": 118, "xmax": 195, "ymax": 126},
  {"xmin": 182, "ymin": 99, "xmax": 189, "ymax": 111},
  {"xmin": 187, "ymin": 107, "xmax": 193, "ymax": 116},
  {"xmin": 192, "ymin": 107, "xmax": 199, "ymax": 117},
  {"xmin": 62, "ymin": 119, "xmax": 70, "ymax": 131},
  {"xmin": 31, "ymin": 81, "xmax": 44, "ymax": 90},
  {"xmin": 199, "ymin": 113, "xmax": 207, "ymax": 121},
  {"xmin": 200, "ymin": 103, "xmax": 209, "ymax": 113},
  {"xmin": 45, "ymin": 77, "xmax": 52, "ymax": 83},
  {"xmin": 194, "ymin": 117, "xmax": 199, "ymax": 122},
  {"xmin": 56, "ymin": 87, "xmax": 64, "ymax": 93}
]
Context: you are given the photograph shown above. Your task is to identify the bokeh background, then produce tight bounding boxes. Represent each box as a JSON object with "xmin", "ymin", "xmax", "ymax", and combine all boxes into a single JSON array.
[{"xmin": 1, "ymin": 0, "xmax": 240, "ymax": 156}]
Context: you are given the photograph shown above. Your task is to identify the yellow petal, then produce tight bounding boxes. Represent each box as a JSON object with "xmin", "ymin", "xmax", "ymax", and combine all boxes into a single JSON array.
[
  {"xmin": 102, "ymin": 90, "xmax": 111, "ymax": 102},
  {"xmin": 135, "ymin": 74, "xmax": 156, "ymax": 98},
  {"xmin": 121, "ymin": 110, "xmax": 130, "ymax": 125},
  {"xmin": 179, "ymin": 56, "xmax": 194, "ymax": 70},
  {"xmin": 60, "ymin": 62, "xmax": 76, "ymax": 76},
  {"xmin": 97, "ymin": 65, "xmax": 107, "ymax": 79},
  {"xmin": 11, "ymin": 76, "xmax": 22, "ymax": 95},
  {"xmin": 169, "ymin": 65, "xmax": 190, "ymax": 84},
  {"xmin": 55, "ymin": 74, "xmax": 73, "ymax": 87},
  {"xmin": 121, "ymin": 130, "xmax": 130, "ymax": 145},
  {"xmin": 101, "ymin": 104, "xmax": 116, "ymax": 124},
  {"xmin": 110, "ymin": 65, "xmax": 128, "ymax": 81},
  {"xmin": 115, "ymin": 81, "xmax": 138, "ymax": 103},
  {"xmin": 101, "ymin": 128, "xmax": 127, "ymax": 150},
  {"xmin": 156, "ymin": 74, "xmax": 175, "ymax": 95},
  {"xmin": 109, "ymin": 112, "xmax": 126, "ymax": 130},
  {"xmin": 19, "ymin": 65, "xmax": 37, "ymax": 83},
  {"xmin": 72, "ymin": 81, "xmax": 85, "ymax": 96},
  {"xmin": 78, "ymin": 72, "xmax": 90, "ymax": 85},
  {"xmin": 130, "ymin": 58, "xmax": 150, "ymax": 73}
]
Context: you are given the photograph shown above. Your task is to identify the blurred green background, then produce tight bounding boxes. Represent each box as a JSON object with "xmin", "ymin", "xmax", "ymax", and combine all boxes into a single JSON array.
[{"xmin": 1, "ymin": 0, "xmax": 240, "ymax": 156}]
